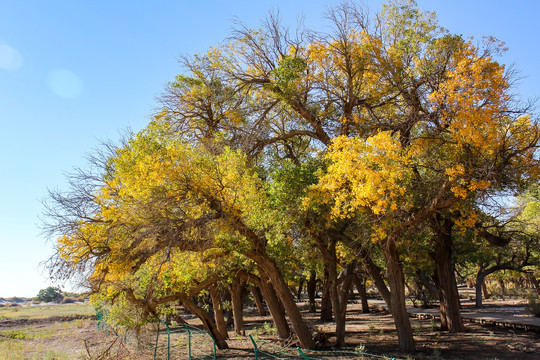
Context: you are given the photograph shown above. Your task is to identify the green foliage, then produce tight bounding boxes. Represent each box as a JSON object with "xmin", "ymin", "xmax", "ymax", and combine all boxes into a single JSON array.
[
  {"xmin": 271, "ymin": 55, "xmax": 307, "ymax": 95},
  {"xmin": 0, "ymin": 330, "xmax": 29, "ymax": 339},
  {"xmin": 35, "ymin": 287, "xmax": 63, "ymax": 303},
  {"xmin": 43, "ymin": 0, "xmax": 540, "ymax": 351},
  {"xmin": 525, "ymin": 291, "xmax": 540, "ymax": 317}
]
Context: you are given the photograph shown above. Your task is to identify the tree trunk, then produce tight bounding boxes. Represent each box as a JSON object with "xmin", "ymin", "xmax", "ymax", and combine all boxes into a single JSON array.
[
  {"xmin": 475, "ymin": 272, "xmax": 485, "ymax": 308},
  {"xmin": 482, "ymin": 279, "xmax": 489, "ymax": 300},
  {"xmin": 307, "ymin": 270, "xmax": 317, "ymax": 313},
  {"xmin": 526, "ymin": 273, "xmax": 540, "ymax": 295},
  {"xmin": 250, "ymin": 286, "xmax": 268, "ymax": 316},
  {"xmin": 222, "ymin": 290, "xmax": 234, "ymax": 326},
  {"xmin": 433, "ymin": 217, "xmax": 464, "ymax": 332},
  {"xmin": 181, "ymin": 296, "xmax": 229, "ymax": 349},
  {"xmin": 313, "ymin": 233, "xmax": 348, "ymax": 347},
  {"xmin": 297, "ymin": 277, "xmax": 305, "ymax": 300},
  {"xmin": 209, "ymin": 286, "xmax": 229, "ymax": 339},
  {"xmin": 382, "ymin": 238, "xmax": 415, "ymax": 352},
  {"xmin": 258, "ymin": 273, "xmax": 291, "ymax": 339},
  {"xmin": 416, "ymin": 270, "xmax": 439, "ymax": 299},
  {"xmin": 327, "ymin": 256, "xmax": 346, "ymax": 347},
  {"xmin": 229, "ymin": 279, "xmax": 245, "ymax": 336},
  {"xmin": 229, "ymin": 219, "xmax": 314, "ymax": 348},
  {"xmin": 320, "ymin": 267, "xmax": 333, "ymax": 322},
  {"xmin": 253, "ymin": 253, "xmax": 315, "ymax": 349},
  {"xmin": 339, "ymin": 271, "xmax": 354, "ymax": 319},
  {"xmin": 352, "ymin": 274, "xmax": 370, "ymax": 313},
  {"xmin": 499, "ymin": 278, "xmax": 506, "ymax": 297},
  {"xmin": 476, "ymin": 269, "xmax": 495, "ymax": 308},
  {"xmin": 358, "ymin": 248, "xmax": 392, "ymax": 312}
]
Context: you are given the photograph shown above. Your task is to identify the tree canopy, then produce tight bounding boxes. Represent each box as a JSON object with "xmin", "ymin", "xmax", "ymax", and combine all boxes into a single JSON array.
[{"xmin": 43, "ymin": 0, "xmax": 540, "ymax": 353}]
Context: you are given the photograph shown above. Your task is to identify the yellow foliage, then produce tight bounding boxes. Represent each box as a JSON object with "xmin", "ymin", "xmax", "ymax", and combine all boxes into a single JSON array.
[{"xmin": 308, "ymin": 131, "xmax": 413, "ymax": 220}]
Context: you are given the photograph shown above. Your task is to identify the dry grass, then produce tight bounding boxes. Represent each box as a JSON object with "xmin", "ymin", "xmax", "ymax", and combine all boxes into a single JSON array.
[{"xmin": 0, "ymin": 303, "xmax": 94, "ymax": 321}]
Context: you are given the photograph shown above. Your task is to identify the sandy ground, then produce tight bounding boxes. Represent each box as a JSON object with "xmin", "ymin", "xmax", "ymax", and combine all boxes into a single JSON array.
[{"xmin": 1, "ymin": 298, "xmax": 538, "ymax": 359}]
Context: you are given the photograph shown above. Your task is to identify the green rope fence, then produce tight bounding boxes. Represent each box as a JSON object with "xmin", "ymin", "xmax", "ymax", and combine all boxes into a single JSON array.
[
  {"xmin": 95, "ymin": 306, "xmax": 396, "ymax": 360},
  {"xmin": 249, "ymin": 335, "xmax": 397, "ymax": 360},
  {"xmin": 94, "ymin": 307, "xmax": 216, "ymax": 360},
  {"xmin": 151, "ymin": 322, "xmax": 217, "ymax": 360}
]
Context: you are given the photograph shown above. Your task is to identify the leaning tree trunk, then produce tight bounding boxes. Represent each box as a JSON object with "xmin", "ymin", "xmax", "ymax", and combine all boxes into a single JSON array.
[
  {"xmin": 181, "ymin": 296, "xmax": 229, "ymax": 349},
  {"xmin": 231, "ymin": 220, "xmax": 314, "ymax": 348},
  {"xmin": 338, "ymin": 270, "xmax": 354, "ymax": 321},
  {"xmin": 209, "ymin": 286, "xmax": 229, "ymax": 339},
  {"xmin": 253, "ymin": 252, "xmax": 315, "ymax": 349},
  {"xmin": 352, "ymin": 274, "xmax": 370, "ymax": 313},
  {"xmin": 250, "ymin": 286, "xmax": 268, "ymax": 316},
  {"xmin": 229, "ymin": 279, "xmax": 246, "ymax": 336},
  {"xmin": 433, "ymin": 217, "xmax": 464, "ymax": 332},
  {"xmin": 258, "ymin": 273, "xmax": 291, "ymax": 339},
  {"xmin": 358, "ymin": 247, "xmax": 392, "ymax": 312},
  {"xmin": 307, "ymin": 270, "xmax": 317, "ymax": 313},
  {"xmin": 475, "ymin": 265, "xmax": 501, "ymax": 308},
  {"xmin": 382, "ymin": 238, "xmax": 416, "ymax": 352}
]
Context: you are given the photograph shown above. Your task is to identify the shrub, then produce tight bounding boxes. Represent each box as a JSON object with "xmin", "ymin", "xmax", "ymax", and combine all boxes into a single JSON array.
[
  {"xmin": 525, "ymin": 292, "xmax": 540, "ymax": 317},
  {"xmin": 36, "ymin": 287, "xmax": 63, "ymax": 303},
  {"xmin": 60, "ymin": 297, "xmax": 77, "ymax": 304}
]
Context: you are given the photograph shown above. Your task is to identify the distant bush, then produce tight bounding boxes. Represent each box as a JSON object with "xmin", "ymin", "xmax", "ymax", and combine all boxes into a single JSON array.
[
  {"xmin": 0, "ymin": 330, "xmax": 28, "ymax": 339},
  {"xmin": 60, "ymin": 297, "xmax": 77, "ymax": 304},
  {"xmin": 525, "ymin": 292, "xmax": 540, "ymax": 317},
  {"xmin": 36, "ymin": 287, "xmax": 63, "ymax": 303}
]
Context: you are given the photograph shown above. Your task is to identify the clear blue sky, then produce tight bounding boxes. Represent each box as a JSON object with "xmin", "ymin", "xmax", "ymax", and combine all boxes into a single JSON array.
[{"xmin": 1, "ymin": 0, "xmax": 539, "ymax": 298}]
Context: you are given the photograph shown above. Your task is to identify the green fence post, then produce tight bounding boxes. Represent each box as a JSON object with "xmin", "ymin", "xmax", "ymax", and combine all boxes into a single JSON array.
[
  {"xmin": 212, "ymin": 332, "xmax": 216, "ymax": 360},
  {"xmin": 248, "ymin": 334, "xmax": 258, "ymax": 360},
  {"xmin": 296, "ymin": 347, "xmax": 310, "ymax": 360},
  {"xmin": 160, "ymin": 320, "xmax": 171, "ymax": 360},
  {"xmin": 153, "ymin": 322, "xmax": 161, "ymax": 360},
  {"xmin": 185, "ymin": 323, "xmax": 192, "ymax": 360}
]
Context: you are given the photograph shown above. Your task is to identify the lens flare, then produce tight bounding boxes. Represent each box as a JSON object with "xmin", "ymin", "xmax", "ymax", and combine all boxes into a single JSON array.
[{"xmin": 47, "ymin": 69, "xmax": 83, "ymax": 98}]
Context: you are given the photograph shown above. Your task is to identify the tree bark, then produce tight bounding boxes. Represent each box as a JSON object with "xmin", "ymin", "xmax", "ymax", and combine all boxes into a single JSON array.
[
  {"xmin": 526, "ymin": 273, "xmax": 540, "ymax": 295},
  {"xmin": 382, "ymin": 238, "xmax": 415, "ymax": 352},
  {"xmin": 339, "ymin": 271, "xmax": 354, "ymax": 318},
  {"xmin": 250, "ymin": 286, "xmax": 268, "ymax": 316},
  {"xmin": 229, "ymin": 218, "xmax": 314, "ymax": 348},
  {"xmin": 297, "ymin": 277, "xmax": 305, "ymax": 300},
  {"xmin": 482, "ymin": 280, "xmax": 490, "ymax": 300},
  {"xmin": 312, "ymin": 232, "xmax": 347, "ymax": 347},
  {"xmin": 352, "ymin": 274, "xmax": 370, "ymax": 313},
  {"xmin": 209, "ymin": 285, "xmax": 229, "ymax": 339},
  {"xmin": 252, "ymin": 252, "xmax": 315, "ymax": 349},
  {"xmin": 222, "ymin": 290, "xmax": 234, "ymax": 326},
  {"xmin": 307, "ymin": 270, "xmax": 317, "ymax": 313},
  {"xmin": 475, "ymin": 266, "xmax": 497, "ymax": 308},
  {"xmin": 432, "ymin": 217, "xmax": 464, "ymax": 332},
  {"xmin": 181, "ymin": 296, "xmax": 229, "ymax": 349},
  {"xmin": 499, "ymin": 278, "xmax": 506, "ymax": 297},
  {"xmin": 258, "ymin": 273, "xmax": 291, "ymax": 339},
  {"xmin": 327, "ymin": 256, "xmax": 346, "ymax": 347},
  {"xmin": 229, "ymin": 279, "xmax": 245, "ymax": 336},
  {"xmin": 357, "ymin": 247, "xmax": 392, "ymax": 311},
  {"xmin": 320, "ymin": 267, "xmax": 333, "ymax": 322}
]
